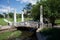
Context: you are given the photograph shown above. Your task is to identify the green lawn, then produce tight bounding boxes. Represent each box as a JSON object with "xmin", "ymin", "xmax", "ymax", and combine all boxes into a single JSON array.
[
  {"xmin": 0, "ymin": 31, "xmax": 22, "ymax": 40},
  {"xmin": 0, "ymin": 18, "xmax": 32, "ymax": 25},
  {"xmin": 0, "ymin": 18, "xmax": 8, "ymax": 26},
  {"xmin": 55, "ymin": 19, "xmax": 60, "ymax": 24}
]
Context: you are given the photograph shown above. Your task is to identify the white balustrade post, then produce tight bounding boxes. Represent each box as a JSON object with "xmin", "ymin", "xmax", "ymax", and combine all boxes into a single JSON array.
[
  {"xmin": 40, "ymin": 5, "xmax": 43, "ymax": 27},
  {"xmin": 22, "ymin": 12, "xmax": 24, "ymax": 22},
  {"xmin": 36, "ymin": 5, "xmax": 43, "ymax": 32},
  {"xmin": 14, "ymin": 9, "xmax": 16, "ymax": 26}
]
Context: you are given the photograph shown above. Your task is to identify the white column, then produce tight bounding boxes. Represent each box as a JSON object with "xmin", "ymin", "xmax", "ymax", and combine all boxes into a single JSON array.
[
  {"xmin": 36, "ymin": 5, "xmax": 43, "ymax": 32},
  {"xmin": 22, "ymin": 12, "xmax": 24, "ymax": 22},
  {"xmin": 40, "ymin": 5, "xmax": 43, "ymax": 27},
  {"xmin": 14, "ymin": 9, "xmax": 16, "ymax": 26}
]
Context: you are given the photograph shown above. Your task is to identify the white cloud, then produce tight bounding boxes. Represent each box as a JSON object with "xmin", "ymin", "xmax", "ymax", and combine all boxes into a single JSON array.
[
  {"xmin": 0, "ymin": 9, "xmax": 8, "ymax": 12},
  {"xmin": 16, "ymin": 0, "xmax": 37, "ymax": 5},
  {"xmin": 29, "ymin": 0, "xmax": 37, "ymax": 4},
  {"xmin": 0, "ymin": 5, "xmax": 14, "ymax": 12}
]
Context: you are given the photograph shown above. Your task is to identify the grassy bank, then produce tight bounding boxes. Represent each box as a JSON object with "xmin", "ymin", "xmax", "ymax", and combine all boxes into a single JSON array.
[
  {"xmin": 40, "ymin": 28, "xmax": 60, "ymax": 40},
  {"xmin": 55, "ymin": 19, "xmax": 60, "ymax": 25},
  {"xmin": 0, "ymin": 18, "xmax": 8, "ymax": 25},
  {"xmin": 0, "ymin": 30, "xmax": 22, "ymax": 40}
]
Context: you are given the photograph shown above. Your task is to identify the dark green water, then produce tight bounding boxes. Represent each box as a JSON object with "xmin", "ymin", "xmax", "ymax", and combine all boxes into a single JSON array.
[{"xmin": 7, "ymin": 31, "xmax": 37, "ymax": 40}]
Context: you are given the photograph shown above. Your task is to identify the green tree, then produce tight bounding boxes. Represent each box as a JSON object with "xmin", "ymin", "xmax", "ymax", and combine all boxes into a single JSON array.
[
  {"xmin": 25, "ymin": 3, "xmax": 32, "ymax": 11},
  {"xmin": 31, "ymin": 2, "xmax": 40, "ymax": 21},
  {"xmin": 31, "ymin": 0, "xmax": 60, "ymax": 27},
  {"xmin": 9, "ymin": 12, "xmax": 14, "ymax": 18},
  {"xmin": 0, "ymin": 14, "xmax": 4, "ymax": 18},
  {"xmin": 23, "ymin": 3, "xmax": 32, "ymax": 18},
  {"xmin": 43, "ymin": 0, "xmax": 60, "ymax": 27}
]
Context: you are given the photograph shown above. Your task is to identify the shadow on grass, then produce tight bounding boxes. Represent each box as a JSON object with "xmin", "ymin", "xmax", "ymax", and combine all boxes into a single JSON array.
[{"xmin": 40, "ymin": 28, "xmax": 60, "ymax": 40}]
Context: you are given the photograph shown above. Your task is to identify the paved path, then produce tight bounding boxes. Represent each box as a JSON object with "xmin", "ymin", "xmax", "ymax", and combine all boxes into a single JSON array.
[
  {"xmin": 54, "ymin": 25, "xmax": 60, "ymax": 28},
  {"xmin": 0, "ymin": 26, "xmax": 13, "ymax": 30}
]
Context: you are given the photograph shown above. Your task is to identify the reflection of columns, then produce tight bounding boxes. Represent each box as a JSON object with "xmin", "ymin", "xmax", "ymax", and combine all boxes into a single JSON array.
[
  {"xmin": 14, "ymin": 9, "xmax": 16, "ymax": 26},
  {"xmin": 40, "ymin": 5, "xmax": 43, "ymax": 27},
  {"xmin": 22, "ymin": 12, "xmax": 24, "ymax": 22}
]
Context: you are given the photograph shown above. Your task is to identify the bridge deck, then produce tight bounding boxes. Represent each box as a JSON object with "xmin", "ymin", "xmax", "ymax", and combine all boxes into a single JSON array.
[{"xmin": 12, "ymin": 21, "xmax": 39, "ymax": 28}]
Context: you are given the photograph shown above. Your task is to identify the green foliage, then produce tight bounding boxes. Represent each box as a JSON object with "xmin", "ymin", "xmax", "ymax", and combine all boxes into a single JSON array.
[
  {"xmin": 0, "ymin": 31, "xmax": 12, "ymax": 40},
  {"xmin": 0, "ymin": 14, "xmax": 4, "ymax": 18},
  {"xmin": 3, "ymin": 13, "xmax": 7, "ymax": 18},
  {"xmin": 40, "ymin": 28, "xmax": 52, "ymax": 36},
  {"xmin": 23, "ymin": 3, "xmax": 32, "ymax": 18},
  {"xmin": 43, "ymin": 0, "xmax": 60, "ymax": 26},
  {"xmin": 40, "ymin": 28, "xmax": 60, "ymax": 40},
  {"xmin": 43, "ymin": 0, "xmax": 60, "ymax": 18},
  {"xmin": 9, "ymin": 12, "xmax": 14, "ymax": 18},
  {"xmin": 31, "ymin": 0, "xmax": 60, "ymax": 19},
  {"xmin": 0, "ymin": 31, "xmax": 22, "ymax": 40},
  {"xmin": 17, "ymin": 14, "xmax": 21, "ymax": 18},
  {"xmin": 31, "ymin": 3, "xmax": 40, "ymax": 21},
  {"xmin": 0, "ymin": 18, "xmax": 8, "ymax": 25},
  {"xmin": 31, "ymin": 0, "xmax": 60, "ymax": 26},
  {"xmin": 55, "ymin": 19, "xmax": 60, "ymax": 24},
  {"xmin": 25, "ymin": 3, "xmax": 32, "ymax": 11},
  {"xmin": 9, "ymin": 12, "xmax": 21, "ymax": 18}
]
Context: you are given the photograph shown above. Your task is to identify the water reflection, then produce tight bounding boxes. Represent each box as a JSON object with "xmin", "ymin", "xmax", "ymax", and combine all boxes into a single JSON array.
[{"xmin": 7, "ymin": 31, "xmax": 37, "ymax": 40}]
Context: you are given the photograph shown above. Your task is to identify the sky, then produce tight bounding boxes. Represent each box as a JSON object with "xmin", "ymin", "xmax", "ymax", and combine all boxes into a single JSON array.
[{"xmin": 0, "ymin": 0, "xmax": 37, "ymax": 14}]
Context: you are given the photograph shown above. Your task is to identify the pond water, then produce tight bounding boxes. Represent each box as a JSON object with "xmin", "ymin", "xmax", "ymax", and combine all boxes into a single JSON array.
[{"xmin": 7, "ymin": 31, "xmax": 37, "ymax": 40}]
